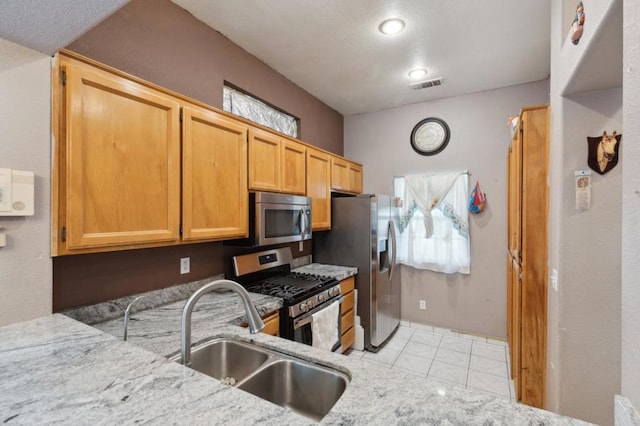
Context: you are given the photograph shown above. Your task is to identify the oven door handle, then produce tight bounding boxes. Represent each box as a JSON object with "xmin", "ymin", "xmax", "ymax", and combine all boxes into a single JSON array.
[{"xmin": 293, "ymin": 296, "xmax": 343, "ymax": 330}]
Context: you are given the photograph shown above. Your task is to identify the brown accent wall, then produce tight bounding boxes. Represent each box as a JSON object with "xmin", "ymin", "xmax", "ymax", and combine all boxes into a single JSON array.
[
  {"xmin": 66, "ymin": 0, "xmax": 343, "ymax": 154},
  {"xmin": 53, "ymin": 240, "xmax": 312, "ymax": 311},
  {"xmin": 55, "ymin": 0, "xmax": 336, "ymax": 310}
]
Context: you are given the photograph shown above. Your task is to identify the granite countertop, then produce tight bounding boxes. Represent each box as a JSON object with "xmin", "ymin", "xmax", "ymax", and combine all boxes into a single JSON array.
[
  {"xmin": 0, "ymin": 282, "xmax": 590, "ymax": 425},
  {"xmin": 293, "ymin": 263, "xmax": 358, "ymax": 281}
]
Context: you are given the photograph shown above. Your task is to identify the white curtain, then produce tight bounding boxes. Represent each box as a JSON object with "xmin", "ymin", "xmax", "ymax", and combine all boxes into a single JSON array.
[{"xmin": 395, "ymin": 173, "xmax": 470, "ymax": 274}]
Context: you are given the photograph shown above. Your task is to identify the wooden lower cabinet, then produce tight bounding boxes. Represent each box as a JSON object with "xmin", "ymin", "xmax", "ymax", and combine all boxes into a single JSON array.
[
  {"xmin": 244, "ymin": 311, "xmax": 279, "ymax": 336},
  {"xmin": 340, "ymin": 276, "xmax": 356, "ymax": 352},
  {"xmin": 262, "ymin": 312, "xmax": 280, "ymax": 337}
]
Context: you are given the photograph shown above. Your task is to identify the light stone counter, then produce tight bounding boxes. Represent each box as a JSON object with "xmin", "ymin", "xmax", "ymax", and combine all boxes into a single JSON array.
[
  {"xmin": 0, "ymin": 286, "xmax": 591, "ymax": 425},
  {"xmin": 293, "ymin": 263, "xmax": 358, "ymax": 281}
]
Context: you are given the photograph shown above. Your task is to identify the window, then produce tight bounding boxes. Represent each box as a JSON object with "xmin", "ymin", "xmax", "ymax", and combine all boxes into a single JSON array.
[
  {"xmin": 394, "ymin": 173, "xmax": 470, "ymax": 274},
  {"xmin": 223, "ymin": 84, "xmax": 298, "ymax": 137}
]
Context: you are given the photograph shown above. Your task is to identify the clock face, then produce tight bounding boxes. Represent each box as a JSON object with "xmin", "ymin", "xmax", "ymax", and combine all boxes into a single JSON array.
[{"xmin": 410, "ymin": 118, "xmax": 450, "ymax": 156}]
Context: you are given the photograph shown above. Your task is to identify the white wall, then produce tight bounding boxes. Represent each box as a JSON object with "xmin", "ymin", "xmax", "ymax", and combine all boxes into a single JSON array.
[
  {"xmin": 344, "ymin": 80, "xmax": 549, "ymax": 339},
  {"xmin": 548, "ymin": 2, "xmax": 623, "ymax": 424},
  {"xmin": 0, "ymin": 38, "xmax": 52, "ymax": 326},
  {"xmin": 621, "ymin": 0, "xmax": 640, "ymax": 412}
]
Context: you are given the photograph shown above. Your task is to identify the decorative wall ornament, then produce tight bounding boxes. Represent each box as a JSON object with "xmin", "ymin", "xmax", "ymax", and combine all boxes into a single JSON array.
[
  {"xmin": 587, "ymin": 131, "xmax": 621, "ymax": 175},
  {"xmin": 468, "ymin": 181, "xmax": 486, "ymax": 214},
  {"xmin": 570, "ymin": 1, "xmax": 585, "ymax": 45}
]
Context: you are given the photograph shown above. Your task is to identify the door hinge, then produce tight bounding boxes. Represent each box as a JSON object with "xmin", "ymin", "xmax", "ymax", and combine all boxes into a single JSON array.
[
  {"xmin": 61, "ymin": 70, "xmax": 67, "ymax": 86},
  {"xmin": 61, "ymin": 226, "xmax": 66, "ymax": 242}
]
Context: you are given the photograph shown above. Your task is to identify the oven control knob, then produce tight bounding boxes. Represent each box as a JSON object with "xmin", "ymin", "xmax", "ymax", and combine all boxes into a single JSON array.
[
  {"xmin": 317, "ymin": 294, "xmax": 325, "ymax": 303},
  {"xmin": 299, "ymin": 303, "xmax": 309, "ymax": 313},
  {"xmin": 330, "ymin": 288, "xmax": 339, "ymax": 297}
]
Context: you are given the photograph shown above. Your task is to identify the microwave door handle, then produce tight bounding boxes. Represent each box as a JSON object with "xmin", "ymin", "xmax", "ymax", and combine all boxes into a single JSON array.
[{"xmin": 299, "ymin": 208, "xmax": 306, "ymax": 238}]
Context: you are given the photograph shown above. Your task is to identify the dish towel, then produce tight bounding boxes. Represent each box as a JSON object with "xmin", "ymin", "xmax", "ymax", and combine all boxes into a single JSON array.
[{"xmin": 311, "ymin": 302, "xmax": 340, "ymax": 351}]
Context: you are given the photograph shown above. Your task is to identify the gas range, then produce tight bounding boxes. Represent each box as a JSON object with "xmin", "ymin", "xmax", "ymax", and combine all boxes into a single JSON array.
[
  {"xmin": 233, "ymin": 247, "xmax": 342, "ymax": 350},
  {"xmin": 244, "ymin": 272, "xmax": 341, "ymax": 317}
]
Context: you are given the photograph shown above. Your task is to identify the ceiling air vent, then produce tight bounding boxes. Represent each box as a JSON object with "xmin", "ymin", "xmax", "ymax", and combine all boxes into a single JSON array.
[{"xmin": 410, "ymin": 78, "xmax": 443, "ymax": 90}]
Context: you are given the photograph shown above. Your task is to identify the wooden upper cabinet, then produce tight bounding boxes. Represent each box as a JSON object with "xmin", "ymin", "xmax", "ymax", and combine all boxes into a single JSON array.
[
  {"xmin": 248, "ymin": 128, "xmax": 281, "ymax": 192},
  {"xmin": 281, "ymin": 139, "xmax": 306, "ymax": 195},
  {"xmin": 59, "ymin": 60, "xmax": 181, "ymax": 252},
  {"xmin": 182, "ymin": 104, "xmax": 248, "ymax": 241},
  {"xmin": 348, "ymin": 162, "xmax": 363, "ymax": 194},
  {"xmin": 331, "ymin": 156, "xmax": 363, "ymax": 194},
  {"xmin": 330, "ymin": 156, "xmax": 350, "ymax": 191},
  {"xmin": 248, "ymin": 129, "xmax": 306, "ymax": 195},
  {"xmin": 306, "ymin": 148, "xmax": 331, "ymax": 230}
]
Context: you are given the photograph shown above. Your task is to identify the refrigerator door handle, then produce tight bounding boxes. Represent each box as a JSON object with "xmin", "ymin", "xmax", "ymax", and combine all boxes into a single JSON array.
[{"xmin": 388, "ymin": 219, "xmax": 397, "ymax": 281}]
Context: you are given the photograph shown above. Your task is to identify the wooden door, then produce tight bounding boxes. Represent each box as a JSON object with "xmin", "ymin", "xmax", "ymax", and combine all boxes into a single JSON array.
[
  {"xmin": 512, "ymin": 126, "xmax": 523, "ymax": 260},
  {"xmin": 63, "ymin": 62, "xmax": 181, "ymax": 250},
  {"xmin": 511, "ymin": 256, "xmax": 522, "ymax": 398},
  {"xmin": 182, "ymin": 104, "xmax": 248, "ymax": 241},
  {"xmin": 306, "ymin": 148, "xmax": 331, "ymax": 230},
  {"xmin": 248, "ymin": 128, "xmax": 281, "ymax": 192},
  {"xmin": 507, "ymin": 251, "xmax": 513, "ymax": 376},
  {"xmin": 348, "ymin": 162, "xmax": 363, "ymax": 194},
  {"xmin": 519, "ymin": 106, "xmax": 549, "ymax": 408},
  {"xmin": 281, "ymin": 139, "xmax": 306, "ymax": 195},
  {"xmin": 330, "ymin": 156, "xmax": 350, "ymax": 191}
]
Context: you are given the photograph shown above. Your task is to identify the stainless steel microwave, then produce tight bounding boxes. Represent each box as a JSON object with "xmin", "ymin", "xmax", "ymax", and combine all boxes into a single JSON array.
[{"xmin": 228, "ymin": 192, "xmax": 312, "ymax": 246}]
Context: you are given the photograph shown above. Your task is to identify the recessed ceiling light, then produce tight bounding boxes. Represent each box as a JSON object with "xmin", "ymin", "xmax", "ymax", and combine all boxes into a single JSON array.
[
  {"xmin": 408, "ymin": 69, "xmax": 428, "ymax": 79},
  {"xmin": 379, "ymin": 19, "xmax": 405, "ymax": 35}
]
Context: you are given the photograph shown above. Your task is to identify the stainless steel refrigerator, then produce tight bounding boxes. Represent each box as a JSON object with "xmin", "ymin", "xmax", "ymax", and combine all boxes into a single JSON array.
[{"xmin": 314, "ymin": 194, "xmax": 400, "ymax": 352}]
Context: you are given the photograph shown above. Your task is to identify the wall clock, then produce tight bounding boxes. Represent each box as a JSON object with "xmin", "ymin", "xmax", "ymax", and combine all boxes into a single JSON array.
[{"xmin": 410, "ymin": 117, "xmax": 450, "ymax": 156}]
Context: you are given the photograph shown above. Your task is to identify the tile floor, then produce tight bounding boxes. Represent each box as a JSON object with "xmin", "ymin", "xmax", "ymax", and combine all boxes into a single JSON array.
[{"xmin": 345, "ymin": 321, "xmax": 516, "ymax": 401}]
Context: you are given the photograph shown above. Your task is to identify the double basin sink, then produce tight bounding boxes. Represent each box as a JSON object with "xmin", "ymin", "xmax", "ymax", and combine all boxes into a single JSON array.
[{"xmin": 172, "ymin": 338, "xmax": 349, "ymax": 421}]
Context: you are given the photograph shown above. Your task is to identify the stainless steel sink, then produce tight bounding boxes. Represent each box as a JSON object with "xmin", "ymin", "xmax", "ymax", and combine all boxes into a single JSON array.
[
  {"xmin": 172, "ymin": 337, "xmax": 349, "ymax": 420},
  {"xmin": 183, "ymin": 338, "xmax": 270, "ymax": 382},
  {"xmin": 238, "ymin": 359, "xmax": 348, "ymax": 421}
]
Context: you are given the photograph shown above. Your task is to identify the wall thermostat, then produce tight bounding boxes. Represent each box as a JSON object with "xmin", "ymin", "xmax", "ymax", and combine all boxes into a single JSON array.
[{"xmin": 0, "ymin": 168, "xmax": 35, "ymax": 216}]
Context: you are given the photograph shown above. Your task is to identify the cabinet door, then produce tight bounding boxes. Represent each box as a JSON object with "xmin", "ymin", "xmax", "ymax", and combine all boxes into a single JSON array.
[
  {"xmin": 281, "ymin": 139, "xmax": 306, "ymax": 195},
  {"xmin": 348, "ymin": 162, "xmax": 363, "ymax": 194},
  {"xmin": 509, "ymin": 127, "xmax": 523, "ymax": 259},
  {"xmin": 330, "ymin": 156, "xmax": 350, "ymax": 191},
  {"xmin": 306, "ymin": 148, "xmax": 331, "ymax": 230},
  {"xmin": 182, "ymin": 105, "xmax": 248, "ymax": 241},
  {"xmin": 511, "ymin": 257, "xmax": 522, "ymax": 400},
  {"xmin": 248, "ymin": 128, "xmax": 281, "ymax": 192},
  {"xmin": 520, "ymin": 107, "xmax": 549, "ymax": 409},
  {"xmin": 63, "ymin": 63, "xmax": 181, "ymax": 250}
]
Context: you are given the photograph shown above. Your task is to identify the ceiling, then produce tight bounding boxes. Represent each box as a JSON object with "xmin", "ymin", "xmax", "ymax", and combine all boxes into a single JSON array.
[
  {"xmin": 172, "ymin": 0, "xmax": 551, "ymax": 115},
  {"xmin": 0, "ymin": 0, "xmax": 550, "ymax": 116},
  {"xmin": 0, "ymin": 0, "xmax": 128, "ymax": 56}
]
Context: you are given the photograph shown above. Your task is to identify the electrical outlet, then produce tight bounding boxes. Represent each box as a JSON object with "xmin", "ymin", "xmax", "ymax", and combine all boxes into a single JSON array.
[
  {"xmin": 180, "ymin": 257, "xmax": 190, "ymax": 274},
  {"xmin": 419, "ymin": 300, "xmax": 426, "ymax": 310}
]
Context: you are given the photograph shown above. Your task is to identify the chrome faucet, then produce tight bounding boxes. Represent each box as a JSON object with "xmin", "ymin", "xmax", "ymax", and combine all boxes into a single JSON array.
[
  {"xmin": 181, "ymin": 279, "xmax": 265, "ymax": 366},
  {"xmin": 123, "ymin": 295, "xmax": 146, "ymax": 341}
]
